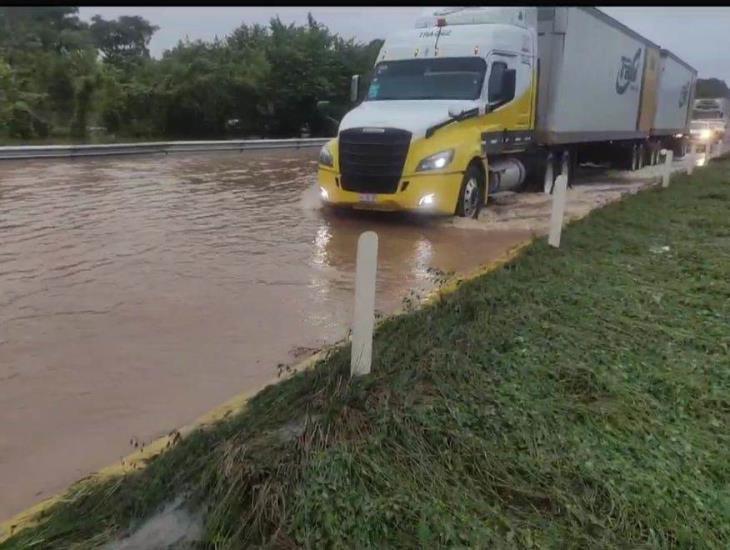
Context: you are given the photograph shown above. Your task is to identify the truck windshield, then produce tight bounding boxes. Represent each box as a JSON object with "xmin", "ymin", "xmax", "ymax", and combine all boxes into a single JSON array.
[
  {"xmin": 365, "ymin": 57, "xmax": 487, "ymax": 101},
  {"xmin": 692, "ymin": 110, "xmax": 723, "ymax": 120}
]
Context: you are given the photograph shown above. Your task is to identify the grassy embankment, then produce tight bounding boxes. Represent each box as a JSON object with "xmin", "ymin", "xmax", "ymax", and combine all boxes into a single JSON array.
[{"xmin": 3, "ymin": 160, "xmax": 729, "ymax": 548}]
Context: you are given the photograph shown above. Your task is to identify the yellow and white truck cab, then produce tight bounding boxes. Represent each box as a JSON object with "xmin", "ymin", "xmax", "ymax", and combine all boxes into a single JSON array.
[
  {"xmin": 317, "ymin": 7, "xmax": 696, "ymax": 218},
  {"xmin": 318, "ymin": 7, "xmax": 536, "ymax": 218}
]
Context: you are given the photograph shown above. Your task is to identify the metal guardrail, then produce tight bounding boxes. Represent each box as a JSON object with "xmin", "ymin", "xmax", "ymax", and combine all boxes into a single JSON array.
[{"xmin": 0, "ymin": 137, "xmax": 331, "ymax": 161}]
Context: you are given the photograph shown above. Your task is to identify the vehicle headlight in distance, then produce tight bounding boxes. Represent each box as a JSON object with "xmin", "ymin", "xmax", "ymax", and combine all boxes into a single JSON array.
[
  {"xmin": 319, "ymin": 144, "xmax": 334, "ymax": 167},
  {"xmin": 700, "ymin": 129, "xmax": 712, "ymax": 141},
  {"xmin": 416, "ymin": 149, "xmax": 454, "ymax": 172}
]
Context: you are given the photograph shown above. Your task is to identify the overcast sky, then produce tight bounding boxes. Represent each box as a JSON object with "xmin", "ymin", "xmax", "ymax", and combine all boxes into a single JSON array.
[{"xmin": 77, "ymin": 7, "xmax": 730, "ymax": 83}]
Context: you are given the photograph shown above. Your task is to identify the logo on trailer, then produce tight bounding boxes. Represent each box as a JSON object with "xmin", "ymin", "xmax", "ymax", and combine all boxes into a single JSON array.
[
  {"xmin": 615, "ymin": 48, "xmax": 642, "ymax": 95},
  {"xmin": 679, "ymin": 82, "xmax": 690, "ymax": 108}
]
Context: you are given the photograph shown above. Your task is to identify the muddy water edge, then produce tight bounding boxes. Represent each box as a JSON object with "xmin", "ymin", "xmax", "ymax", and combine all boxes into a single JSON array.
[{"xmin": 0, "ymin": 148, "xmax": 530, "ymax": 518}]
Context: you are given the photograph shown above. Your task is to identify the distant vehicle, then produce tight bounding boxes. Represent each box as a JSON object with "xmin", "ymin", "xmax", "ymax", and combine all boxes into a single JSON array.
[
  {"xmin": 317, "ymin": 7, "xmax": 697, "ymax": 218},
  {"xmin": 689, "ymin": 120, "xmax": 717, "ymax": 144},
  {"xmin": 690, "ymin": 97, "xmax": 729, "ymax": 142}
]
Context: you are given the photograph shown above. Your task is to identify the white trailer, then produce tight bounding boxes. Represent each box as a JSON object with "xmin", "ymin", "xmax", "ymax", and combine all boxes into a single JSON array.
[
  {"xmin": 651, "ymin": 49, "xmax": 697, "ymax": 157},
  {"xmin": 536, "ymin": 7, "xmax": 656, "ymax": 143},
  {"xmin": 529, "ymin": 7, "xmax": 678, "ymax": 178}
]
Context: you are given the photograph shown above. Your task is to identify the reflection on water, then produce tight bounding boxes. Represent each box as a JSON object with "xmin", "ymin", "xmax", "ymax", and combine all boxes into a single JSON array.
[{"xmin": 0, "ymin": 148, "xmax": 529, "ymax": 518}]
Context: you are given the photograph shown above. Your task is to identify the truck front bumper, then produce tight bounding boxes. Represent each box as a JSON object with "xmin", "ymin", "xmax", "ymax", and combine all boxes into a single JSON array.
[{"xmin": 317, "ymin": 168, "xmax": 463, "ymax": 216}]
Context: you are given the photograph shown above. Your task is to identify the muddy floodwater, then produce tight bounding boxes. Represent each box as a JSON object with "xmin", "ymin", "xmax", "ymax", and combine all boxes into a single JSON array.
[{"xmin": 1, "ymin": 148, "xmax": 534, "ymax": 519}]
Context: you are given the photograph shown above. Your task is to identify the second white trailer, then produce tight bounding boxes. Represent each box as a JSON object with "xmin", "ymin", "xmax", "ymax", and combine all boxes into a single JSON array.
[{"xmin": 651, "ymin": 49, "xmax": 697, "ymax": 156}]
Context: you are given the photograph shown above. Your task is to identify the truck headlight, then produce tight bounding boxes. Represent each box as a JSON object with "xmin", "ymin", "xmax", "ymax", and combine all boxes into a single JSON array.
[
  {"xmin": 319, "ymin": 144, "xmax": 334, "ymax": 167},
  {"xmin": 416, "ymin": 149, "xmax": 454, "ymax": 172}
]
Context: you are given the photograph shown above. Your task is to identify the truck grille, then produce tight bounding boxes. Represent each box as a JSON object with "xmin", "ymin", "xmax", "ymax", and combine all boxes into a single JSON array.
[{"xmin": 339, "ymin": 128, "xmax": 412, "ymax": 194}]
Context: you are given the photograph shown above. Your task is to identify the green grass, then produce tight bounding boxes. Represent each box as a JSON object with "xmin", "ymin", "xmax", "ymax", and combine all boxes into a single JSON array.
[{"xmin": 3, "ymin": 160, "xmax": 730, "ymax": 549}]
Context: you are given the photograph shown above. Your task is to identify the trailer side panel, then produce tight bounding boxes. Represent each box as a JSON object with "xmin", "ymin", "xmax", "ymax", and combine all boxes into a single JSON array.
[
  {"xmin": 653, "ymin": 50, "xmax": 697, "ymax": 135},
  {"xmin": 536, "ymin": 7, "xmax": 656, "ymax": 144}
]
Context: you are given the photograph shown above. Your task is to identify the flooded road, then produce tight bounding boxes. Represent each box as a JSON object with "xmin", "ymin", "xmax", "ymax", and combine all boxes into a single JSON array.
[{"xmin": 0, "ymin": 149, "xmax": 531, "ymax": 518}]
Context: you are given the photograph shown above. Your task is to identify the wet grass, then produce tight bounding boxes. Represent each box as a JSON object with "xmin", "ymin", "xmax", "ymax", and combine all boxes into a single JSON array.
[{"xmin": 3, "ymin": 160, "xmax": 730, "ymax": 549}]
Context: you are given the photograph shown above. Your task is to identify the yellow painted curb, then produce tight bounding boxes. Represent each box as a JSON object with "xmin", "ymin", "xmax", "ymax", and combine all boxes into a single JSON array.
[
  {"xmin": 0, "ymin": 231, "xmax": 537, "ymax": 543},
  {"xmin": 0, "ymin": 349, "xmax": 329, "ymax": 543}
]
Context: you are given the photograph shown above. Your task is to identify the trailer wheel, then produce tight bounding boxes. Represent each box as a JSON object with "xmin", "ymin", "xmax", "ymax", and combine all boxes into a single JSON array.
[
  {"xmin": 636, "ymin": 143, "xmax": 645, "ymax": 170},
  {"xmin": 629, "ymin": 144, "xmax": 640, "ymax": 171},
  {"xmin": 455, "ymin": 164, "xmax": 483, "ymax": 219},
  {"xmin": 650, "ymin": 147, "xmax": 658, "ymax": 166},
  {"xmin": 560, "ymin": 149, "xmax": 574, "ymax": 189}
]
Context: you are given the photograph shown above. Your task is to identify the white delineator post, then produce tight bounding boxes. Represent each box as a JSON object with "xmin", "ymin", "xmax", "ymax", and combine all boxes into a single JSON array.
[
  {"xmin": 548, "ymin": 174, "xmax": 568, "ymax": 248},
  {"xmin": 351, "ymin": 231, "xmax": 378, "ymax": 377},
  {"xmin": 687, "ymin": 143, "xmax": 696, "ymax": 176},
  {"xmin": 661, "ymin": 149, "xmax": 673, "ymax": 188}
]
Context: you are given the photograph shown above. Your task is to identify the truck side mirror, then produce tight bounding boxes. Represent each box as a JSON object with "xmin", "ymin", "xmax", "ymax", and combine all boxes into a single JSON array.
[{"xmin": 350, "ymin": 75, "xmax": 361, "ymax": 104}]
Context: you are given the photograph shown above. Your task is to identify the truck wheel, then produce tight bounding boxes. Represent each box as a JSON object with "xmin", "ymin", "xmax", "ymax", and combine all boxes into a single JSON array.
[
  {"xmin": 672, "ymin": 140, "xmax": 685, "ymax": 159},
  {"xmin": 543, "ymin": 152, "xmax": 556, "ymax": 194},
  {"xmin": 560, "ymin": 149, "xmax": 574, "ymax": 189},
  {"xmin": 629, "ymin": 144, "xmax": 639, "ymax": 172},
  {"xmin": 637, "ymin": 143, "xmax": 645, "ymax": 170},
  {"xmin": 456, "ymin": 164, "xmax": 483, "ymax": 219}
]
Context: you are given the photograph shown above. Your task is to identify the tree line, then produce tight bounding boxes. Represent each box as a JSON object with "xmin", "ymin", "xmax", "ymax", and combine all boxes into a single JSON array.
[
  {"xmin": 0, "ymin": 7, "xmax": 381, "ymax": 142},
  {"xmin": 1, "ymin": 7, "xmax": 727, "ymax": 144}
]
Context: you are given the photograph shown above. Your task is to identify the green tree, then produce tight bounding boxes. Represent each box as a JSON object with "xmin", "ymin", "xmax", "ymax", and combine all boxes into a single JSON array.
[
  {"xmin": 90, "ymin": 15, "xmax": 158, "ymax": 69},
  {"xmin": 1, "ymin": 7, "xmax": 386, "ymax": 142},
  {"xmin": 695, "ymin": 78, "xmax": 730, "ymax": 99},
  {"xmin": 0, "ymin": 6, "xmax": 96, "ymax": 138}
]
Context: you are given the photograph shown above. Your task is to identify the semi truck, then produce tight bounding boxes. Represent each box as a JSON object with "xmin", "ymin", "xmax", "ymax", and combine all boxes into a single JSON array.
[
  {"xmin": 317, "ymin": 7, "xmax": 697, "ymax": 218},
  {"xmin": 690, "ymin": 97, "xmax": 729, "ymax": 143}
]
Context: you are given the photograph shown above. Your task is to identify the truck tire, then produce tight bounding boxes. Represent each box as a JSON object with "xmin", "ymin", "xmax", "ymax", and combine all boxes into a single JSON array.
[
  {"xmin": 672, "ymin": 140, "xmax": 685, "ymax": 159},
  {"xmin": 544, "ymin": 150, "xmax": 573, "ymax": 194},
  {"xmin": 629, "ymin": 143, "xmax": 639, "ymax": 172},
  {"xmin": 650, "ymin": 146, "xmax": 659, "ymax": 166},
  {"xmin": 560, "ymin": 149, "xmax": 574, "ymax": 189},
  {"xmin": 543, "ymin": 152, "xmax": 557, "ymax": 195},
  {"xmin": 455, "ymin": 164, "xmax": 483, "ymax": 219},
  {"xmin": 637, "ymin": 143, "xmax": 645, "ymax": 170}
]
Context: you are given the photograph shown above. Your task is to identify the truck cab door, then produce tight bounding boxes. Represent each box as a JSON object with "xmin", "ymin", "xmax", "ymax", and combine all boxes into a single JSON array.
[{"xmin": 486, "ymin": 51, "xmax": 534, "ymax": 130}]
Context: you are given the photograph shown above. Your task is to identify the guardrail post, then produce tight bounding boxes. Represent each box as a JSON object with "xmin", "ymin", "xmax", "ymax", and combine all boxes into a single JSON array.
[
  {"xmin": 687, "ymin": 143, "xmax": 696, "ymax": 176},
  {"xmin": 661, "ymin": 149, "xmax": 673, "ymax": 188},
  {"xmin": 548, "ymin": 174, "xmax": 568, "ymax": 248},
  {"xmin": 351, "ymin": 231, "xmax": 378, "ymax": 377}
]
